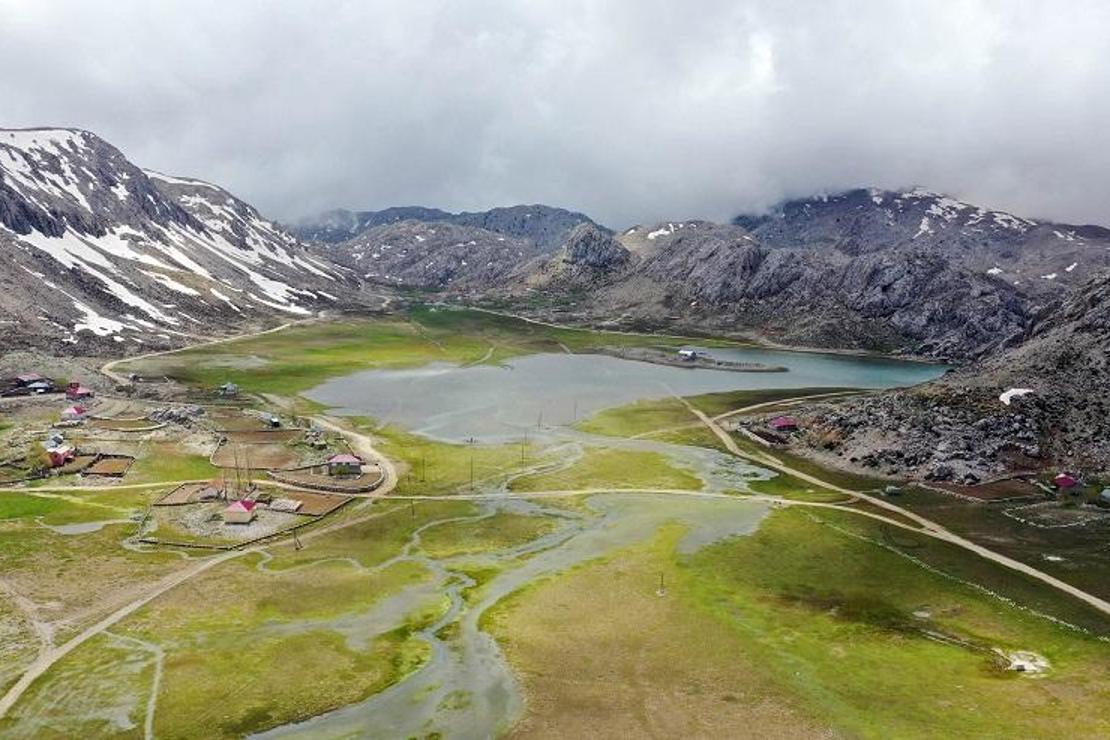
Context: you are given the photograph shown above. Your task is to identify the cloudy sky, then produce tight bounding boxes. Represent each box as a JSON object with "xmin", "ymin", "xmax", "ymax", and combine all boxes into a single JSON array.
[{"xmin": 2, "ymin": 0, "xmax": 1109, "ymax": 228}]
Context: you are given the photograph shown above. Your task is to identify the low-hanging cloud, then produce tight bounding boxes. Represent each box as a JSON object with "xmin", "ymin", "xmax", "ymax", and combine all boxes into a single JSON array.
[{"xmin": 2, "ymin": 0, "xmax": 1110, "ymax": 229}]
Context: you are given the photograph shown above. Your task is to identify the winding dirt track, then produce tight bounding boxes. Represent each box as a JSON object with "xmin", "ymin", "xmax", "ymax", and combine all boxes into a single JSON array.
[
  {"xmin": 0, "ymin": 415, "xmax": 398, "ymax": 720},
  {"xmin": 2, "ymin": 323, "xmax": 1107, "ymax": 722},
  {"xmin": 680, "ymin": 395, "xmax": 1110, "ymax": 618}
]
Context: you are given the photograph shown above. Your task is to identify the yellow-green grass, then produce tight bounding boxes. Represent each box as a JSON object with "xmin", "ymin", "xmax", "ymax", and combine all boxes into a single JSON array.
[
  {"xmin": 127, "ymin": 442, "xmax": 221, "ymax": 484},
  {"xmin": 686, "ymin": 386, "xmax": 859, "ymax": 417},
  {"xmin": 509, "ymin": 447, "xmax": 703, "ymax": 493},
  {"xmin": 418, "ymin": 512, "xmax": 562, "ymax": 559},
  {"xmin": 681, "ymin": 508, "xmax": 1110, "ymax": 737},
  {"xmin": 483, "ymin": 525, "xmax": 830, "ymax": 738},
  {"xmin": 0, "ymin": 491, "xmax": 68, "ymax": 520},
  {"xmin": 0, "ymin": 632, "xmax": 156, "ymax": 738},
  {"xmin": 1, "ymin": 488, "xmax": 157, "ymax": 526},
  {"xmin": 488, "ymin": 507, "xmax": 1110, "ymax": 738},
  {"xmin": 0, "ymin": 598, "xmax": 40, "ymax": 697},
  {"xmin": 575, "ymin": 397, "xmax": 692, "ymax": 438},
  {"xmin": 122, "ymin": 554, "xmax": 430, "ymax": 634},
  {"xmin": 0, "ymin": 520, "xmax": 189, "ymax": 644},
  {"xmin": 746, "ymin": 470, "xmax": 852, "ymax": 502},
  {"xmin": 372, "ymin": 423, "xmax": 537, "ymax": 496},
  {"xmin": 262, "ymin": 500, "xmax": 477, "ymax": 571}
]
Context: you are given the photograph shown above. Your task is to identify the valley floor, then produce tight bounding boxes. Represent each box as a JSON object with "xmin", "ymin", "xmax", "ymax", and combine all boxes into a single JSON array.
[{"xmin": 0, "ymin": 308, "xmax": 1106, "ymax": 738}]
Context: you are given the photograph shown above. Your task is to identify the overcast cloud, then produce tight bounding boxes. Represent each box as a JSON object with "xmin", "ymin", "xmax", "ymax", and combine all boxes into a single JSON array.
[{"xmin": 2, "ymin": 0, "xmax": 1109, "ymax": 228}]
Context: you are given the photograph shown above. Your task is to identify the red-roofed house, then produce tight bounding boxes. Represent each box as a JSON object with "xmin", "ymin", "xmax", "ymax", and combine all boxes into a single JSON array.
[
  {"xmin": 47, "ymin": 446, "xmax": 76, "ymax": 468},
  {"xmin": 1054, "ymin": 473, "xmax": 1079, "ymax": 490},
  {"xmin": 61, "ymin": 405, "xmax": 88, "ymax": 421},
  {"xmin": 223, "ymin": 499, "xmax": 258, "ymax": 524},
  {"xmin": 66, "ymin": 382, "xmax": 94, "ymax": 401},
  {"xmin": 327, "ymin": 453, "xmax": 363, "ymax": 477},
  {"xmin": 768, "ymin": 415, "xmax": 799, "ymax": 432}
]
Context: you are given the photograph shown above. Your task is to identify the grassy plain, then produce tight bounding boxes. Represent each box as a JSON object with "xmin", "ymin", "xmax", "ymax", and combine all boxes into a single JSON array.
[
  {"xmin": 509, "ymin": 447, "xmax": 703, "ymax": 493},
  {"xmin": 490, "ymin": 508, "xmax": 1110, "ymax": 739}
]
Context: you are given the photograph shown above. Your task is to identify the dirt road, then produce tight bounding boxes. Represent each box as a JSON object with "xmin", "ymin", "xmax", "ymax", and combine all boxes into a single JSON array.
[
  {"xmin": 100, "ymin": 318, "xmax": 315, "ymax": 385},
  {"xmin": 679, "ymin": 397, "xmax": 1110, "ymax": 619}
]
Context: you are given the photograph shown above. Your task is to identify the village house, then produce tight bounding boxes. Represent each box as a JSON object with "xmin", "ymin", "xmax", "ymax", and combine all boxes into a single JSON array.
[
  {"xmin": 223, "ymin": 499, "xmax": 258, "ymax": 524},
  {"xmin": 677, "ymin": 349, "xmax": 699, "ymax": 361},
  {"xmin": 66, "ymin": 381, "xmax": 94, "ymax": 401},
  {"xmin": 217, "ymin": 382, "xmax": 239, "ymax": 398},
  {"xmin": 47, "ymin": 446, "xmax": 76, "ymax": 468},
  {"xmin": 769, "ymin": 415, "xmax": 799, "ymax": 433},
  {"xmin": 1054, "ymin": 472, "xmax": 1079, "ymax": 490},
  {"xmin": 60, "ymin": 405, "xmax": 88, "ymax": 422},
  {"xmin": 327, "ymin": 453, "xmax": 363, "ymax": 477}
]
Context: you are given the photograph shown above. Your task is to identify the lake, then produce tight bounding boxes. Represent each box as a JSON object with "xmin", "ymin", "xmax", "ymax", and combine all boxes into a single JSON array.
[{"xmin": 305, "ymin": 347, "xmax": 945, "ymax": 442}]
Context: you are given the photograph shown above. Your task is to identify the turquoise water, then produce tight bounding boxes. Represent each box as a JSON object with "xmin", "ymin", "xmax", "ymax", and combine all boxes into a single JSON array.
[{"xmin": 305, "ymin": 348, "xmax": 945, "ymax": 442}]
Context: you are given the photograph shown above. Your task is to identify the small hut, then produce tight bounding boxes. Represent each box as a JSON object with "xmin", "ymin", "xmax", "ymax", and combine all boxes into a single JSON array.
[
  {"xmin": 66, "ymin": 382, "xmax": 94, "ymax": 401},
  {"xmin": 1053, "ymin": 473, "xmax": 1079, "ymax": 490},
  {"xmin": 217, "ymin": 382, "xmax": 239, "ymax": 398},
  {"xmin": 223, "ymin": 499, "xmax": 258, "ymax": 524},
  {"xmin": 1097, "ymin": 489, "xmax": 1110, "ymax": 508},
  {"xmin": 47, "ymin": 446, "xmax": 76, "ymax": 468},
  {"xmin": 60, "ymin": 405, "xmax": 88, "ymax": 422},
  {"xmin": 768, "ymin": 415, "xmax": 799, "ymax": 433},
  {"xmin": 327, "ymin": 453, "xmax": 363, "ymax": 477}
]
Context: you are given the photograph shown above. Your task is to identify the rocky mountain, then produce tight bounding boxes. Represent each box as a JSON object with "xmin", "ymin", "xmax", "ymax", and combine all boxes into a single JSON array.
[
  {"xmin": 798, "ymin": 268, "xmax": 1110, "ymax": 481},
  {"xmin": 734, "ymin": 188, "xmax": 1110, "ymax": 294},
  {"xmin": 295, "ymin": 204, "xmax": 601, "ymax": 250},
  {"xmin": 0, "ymin": 128, "xmax": 351, "ymax": 353},
  {"xmin": 327, "ymin": 219, "xmax": 541, "ymax": 290},
  {"xmin": 598, "ymin": 222, "xmax": 1030, "ymax": 359}
]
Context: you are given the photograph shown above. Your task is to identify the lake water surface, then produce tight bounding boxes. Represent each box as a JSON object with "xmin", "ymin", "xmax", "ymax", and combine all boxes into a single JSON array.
[{"xmin": 305, "ymin": 348, "xmax": 945, "ymax": 442}]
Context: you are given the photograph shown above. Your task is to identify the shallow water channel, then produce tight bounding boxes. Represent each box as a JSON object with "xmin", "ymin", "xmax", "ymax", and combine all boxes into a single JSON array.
[
  {"xmin": 267, "ymin": 348, "xmax": 941, "ymax": 737},
  {"xmin": 255, "ymin": 493, "xmax": 770, "ymax": 740}
]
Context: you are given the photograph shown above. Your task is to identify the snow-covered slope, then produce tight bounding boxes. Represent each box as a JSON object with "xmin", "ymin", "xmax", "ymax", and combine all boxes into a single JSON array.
[
  {"xmin": 0, "ymin": 128, "xmax": 350, "ymax": 351},
  {"xmin": 734, "ymin": 188, "xmax": 1110, "ymax": 292}
]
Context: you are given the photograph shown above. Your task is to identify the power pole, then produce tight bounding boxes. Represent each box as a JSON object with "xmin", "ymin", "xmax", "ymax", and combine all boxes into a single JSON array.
[{"xmin": 469, "ymin": 455, "xmax": 475, "ymax": 492}]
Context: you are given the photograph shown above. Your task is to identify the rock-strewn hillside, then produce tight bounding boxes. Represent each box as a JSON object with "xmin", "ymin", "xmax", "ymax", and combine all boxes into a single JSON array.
[
  {"xmin": 294, "ymin": 204, "xmax": 601, "ymax": 250},
  {"xmin": 798, "ymin": 269, "xmax": 1110, "ymax": 480},
  {"xmin": 0, "ymin": 128, "xmax": 350, "ymax": 352}
]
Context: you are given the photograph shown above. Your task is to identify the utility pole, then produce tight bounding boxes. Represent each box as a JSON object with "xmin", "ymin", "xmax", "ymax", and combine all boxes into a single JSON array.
[
  {"xmin": 469, "ymin": 454, "xmax": 475, "ymax": 492},
  {"xmin": 410, "ymin": 500, "xmax": 416, "ymax": 519}
]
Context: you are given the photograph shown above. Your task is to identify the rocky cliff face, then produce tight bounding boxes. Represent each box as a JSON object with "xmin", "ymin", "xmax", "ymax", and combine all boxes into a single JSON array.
[
  {"xmin": 799, "ymin": 270, "xmax": 1110, "ymax": 480},
  {"xmin": 541, "ymin": 221, "xmax": 1031, "ymax": 360},
  {"xmin": 0, "ymin": 128, "xmax": 350, "ymax": 353},
  {"xmin": 323, "ymin": 219, "xmax": 540, "ymax": 290}
]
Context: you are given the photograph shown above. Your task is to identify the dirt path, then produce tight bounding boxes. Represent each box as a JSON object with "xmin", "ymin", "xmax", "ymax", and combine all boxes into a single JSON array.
[
  {"xmin": 0, "ymin": 496, "xmax": 403, "ymax": 720},
  {"xmin": 678, "ymin": 397, "xmax": 1110, "ymax": 618},
  {"xmin": 309, "ymin": 414, "xmax": 398, "ymax": 498},
  {"xmin": 100, "ymin": 318, "xmax": 315, "ymax": 384}
]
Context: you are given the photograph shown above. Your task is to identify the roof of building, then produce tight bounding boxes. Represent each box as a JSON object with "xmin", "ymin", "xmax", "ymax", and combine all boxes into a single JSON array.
[
  {"xmin": 769, "ymin": 415, "xmax": 799, "ymax": 428},
  {"xmin": 328, "ymin": 453, "xmax": 363, "ymax": 465},
  {"xmin": 15, "ymin": 373, "xmax": 45, "ymax": 383},
  {"xmin": 1054, "ymin": 473, "xmax": 1079, "ymax": 486},
  {"xmin": 225, "ymin": 499, "xmax": 258, "ymax": 513},
  {"xmin": 62, "ymin": 405, "xmax": 87, "ymax": 415}
]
